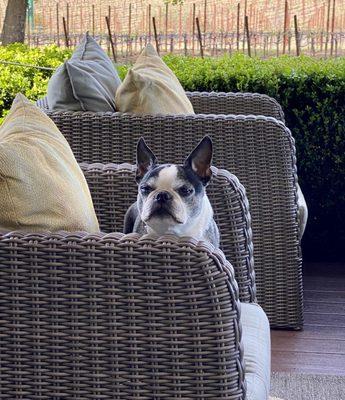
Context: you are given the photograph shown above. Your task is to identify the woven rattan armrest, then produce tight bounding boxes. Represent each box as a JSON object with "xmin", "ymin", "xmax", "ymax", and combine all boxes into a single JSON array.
[
  {"xmin": 0, "ymin": 231, "xmax": 246, "ymax": 399},
  {"xmin": 186, "ymin": 91, "xmax": 285, "ymax": 122}
]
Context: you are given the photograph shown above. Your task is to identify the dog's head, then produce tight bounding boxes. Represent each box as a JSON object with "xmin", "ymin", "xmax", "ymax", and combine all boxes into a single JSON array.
[{"xmin": 135, "ymin": 136, "xmax": 213, "ymax": 235}]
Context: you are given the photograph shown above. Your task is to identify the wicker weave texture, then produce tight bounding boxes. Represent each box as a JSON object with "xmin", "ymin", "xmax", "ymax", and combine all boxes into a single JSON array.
[
  {"xmin": 187, "ymin": 92, "xmax": 285, "ymax": 122},
  {"xmin": 42, "ymin": 112, "xmax": 302, "ymax": 328},
  {"xmin": 81, "ymin": 163, "xmax": 256, "ymax": 303},
  {"xmin": 0, "ymin": 232, "xmax": 245, "ymax": 399},
  {"xmin": 37, "ymin": 91, "xmax": 285, "ymax": 122}
]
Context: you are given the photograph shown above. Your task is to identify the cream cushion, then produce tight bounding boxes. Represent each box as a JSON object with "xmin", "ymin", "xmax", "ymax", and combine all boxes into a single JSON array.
[
  {"xmin": 115, "ymin": 44, "xmax": 194, "ymax": 115},
  {"xmin": 0, "ymin": 94, "xmax": 99, "ymax": 233},
  {"xmin": 241, "ymin": 302, "xmax": 271, "ymax": 400},
  {"xmin": 297, "ymin": 183, "xmax": 308, "ymax": 238}
]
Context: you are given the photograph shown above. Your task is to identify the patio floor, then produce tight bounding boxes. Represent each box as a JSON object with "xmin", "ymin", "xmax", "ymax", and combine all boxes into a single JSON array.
[{"xmin": 271, "ymin": 262, "xmax": 345, "ymax": 375}]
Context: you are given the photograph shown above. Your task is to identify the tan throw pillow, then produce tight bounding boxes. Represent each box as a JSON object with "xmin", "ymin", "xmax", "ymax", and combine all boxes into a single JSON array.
[
  {"xmin": 115, "ymin": 44, "xmax": 194, "ymax": 115},
  {"xmin": 0, "ymin": 94, "xmax": 100, "ymax": 233}
]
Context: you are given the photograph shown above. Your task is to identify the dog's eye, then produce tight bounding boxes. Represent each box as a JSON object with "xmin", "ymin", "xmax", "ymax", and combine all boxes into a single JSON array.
[
  {"xmin": 140, "ymin": 185, "xmax": 152, "ymax": 195},
  {"xmin": 178, "ymin": 186, "xmax": 194, "ymax": 197}
]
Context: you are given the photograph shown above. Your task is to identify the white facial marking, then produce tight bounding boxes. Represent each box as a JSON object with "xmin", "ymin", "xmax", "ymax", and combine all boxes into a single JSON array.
[{"xmin": 156, "ymin": 165, "xmax": 178, "ymax": 189}]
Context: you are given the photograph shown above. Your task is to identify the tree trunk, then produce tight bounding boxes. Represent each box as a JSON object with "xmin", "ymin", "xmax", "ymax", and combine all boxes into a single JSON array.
[{"xmin": 1, "ymin": 0, "xmax": 27, "ymax": 45}]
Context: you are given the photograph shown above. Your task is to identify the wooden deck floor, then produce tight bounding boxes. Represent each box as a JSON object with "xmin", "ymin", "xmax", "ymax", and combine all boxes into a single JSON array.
[{"xmin": 271, "ymin": 262, "xmax": 345, "ymax": 375}]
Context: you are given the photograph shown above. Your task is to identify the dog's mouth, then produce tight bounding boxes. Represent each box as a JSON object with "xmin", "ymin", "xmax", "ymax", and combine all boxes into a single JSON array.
[{"xmin": 145, "ymin": 205, "xmax": 184, "ymax": 224}]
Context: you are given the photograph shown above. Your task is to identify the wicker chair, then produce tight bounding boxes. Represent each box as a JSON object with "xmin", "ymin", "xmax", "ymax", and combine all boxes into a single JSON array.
[
  {"xmin": 81, "ymin": 163, "xmax": 255, "ymax": 303},
  {"xmin": 37, "ymin": 91, "xmax": 285, "ymax": 122},
  {"xmin": 35, "ymin": 107, "xmax": 303, "ymax": 329},
  {"xmin": 0, "ymin": 163, "xmax": 270, "ymax": 399}
]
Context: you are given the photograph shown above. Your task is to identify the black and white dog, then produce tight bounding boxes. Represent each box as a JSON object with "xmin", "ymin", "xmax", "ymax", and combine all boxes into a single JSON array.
[{"xmin": 124, "ymin": 136, "xmax": 220, "ymax": 248}]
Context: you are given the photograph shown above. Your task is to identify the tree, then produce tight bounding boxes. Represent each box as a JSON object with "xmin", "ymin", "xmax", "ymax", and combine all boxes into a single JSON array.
[{"xmin": 1, "ymin": 0, "xmax": 27, "ymax": 45}]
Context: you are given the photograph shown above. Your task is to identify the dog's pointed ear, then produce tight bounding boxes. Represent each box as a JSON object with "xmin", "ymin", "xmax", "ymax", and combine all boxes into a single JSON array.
[
  {"xmin": 136, "ymin": 137, "xmax": 157, "ymax": 182},
  {"xmin": 184, "ymin": 136, "xmax": 213, "ymax": 185}
]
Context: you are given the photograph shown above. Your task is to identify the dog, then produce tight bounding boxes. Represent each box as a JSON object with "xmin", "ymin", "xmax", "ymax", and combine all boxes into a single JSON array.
[{"xmin": 124, "ymin": 136, "xmax": 220, "ymax": 248}]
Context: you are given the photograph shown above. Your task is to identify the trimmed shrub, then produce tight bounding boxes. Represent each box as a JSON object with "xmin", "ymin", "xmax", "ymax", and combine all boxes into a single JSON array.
[
  {"xmin": 0, "ymin": 44, "xmax": 71, "ymax": 121},
  {"xmin": 0, "ymin": 47, "xmax": 344, "ymax": 261}
]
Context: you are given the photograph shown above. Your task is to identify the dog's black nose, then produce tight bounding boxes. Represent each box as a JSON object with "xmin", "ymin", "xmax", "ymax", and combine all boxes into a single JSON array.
[{"xmin": 155, "ymin": 191, "xmax": 172, "ymax": 203}]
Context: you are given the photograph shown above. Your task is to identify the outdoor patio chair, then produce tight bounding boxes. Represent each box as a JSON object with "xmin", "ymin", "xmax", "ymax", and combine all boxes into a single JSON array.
[
  {"xmin": 0, "ymin": 163, "xmax": 270, "ymax": 400},
  {"xmin": 37, "ymin": 91, "xmax": 286, "ymax": 122},
  {"xmin": 81, "ymin": 163, "xmax": 256, "ymax": 303},
  {"xmin": 34, "ymin": 106, "xmax": 303, "ymax": 330}
]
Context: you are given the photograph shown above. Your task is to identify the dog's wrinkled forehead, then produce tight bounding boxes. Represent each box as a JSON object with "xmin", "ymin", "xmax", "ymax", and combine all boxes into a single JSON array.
[{"xmin": 142, "ymin": 164, "xmax": 203, "ymax": 193}]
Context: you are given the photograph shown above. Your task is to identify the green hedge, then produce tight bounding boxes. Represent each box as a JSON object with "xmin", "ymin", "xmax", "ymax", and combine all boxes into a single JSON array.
[
  {"xmin": 0, "ymin": 44, "xmax": 71, "ymax": 121},
  {"xmin": 159, "ymin": 54, "xmax": 345, "ymax": 262},
  {"xmin": 0, "ymin": 46, "xmax": 344, "ymax": 261}
]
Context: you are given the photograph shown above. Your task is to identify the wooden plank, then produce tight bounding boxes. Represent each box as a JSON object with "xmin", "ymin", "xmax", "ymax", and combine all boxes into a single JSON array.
[
  {"xmin": 304, "ymin": 300, "xmax": 345, "ymax": 313},
  {"xmin": 272, "ymin": 325, "xmax": 345, "ymax": 340},
  {"xmin": 304, "ymin": 289, "xmax": 345, "ymax": 302},
  {"xmin": 303, "ymin": 312, "xmax": 345, "ymax": 327},
  {"xmin": 272, "ymin": 351, "xmax": 345, "ymax": 375},
  {"xmin": 303, "ymin": 275, "xmax": 345, "ymax": 288},
  {"xmin": 271, "ymin": 335, "xmax": 345, "ymax": 354},
  {"xmin": 272, "ymin": 355, "xmax": 345, "ymax": 375},
  {"xmin": 304, "ymin": 262, "xmax": 345, "ymax": 276}
]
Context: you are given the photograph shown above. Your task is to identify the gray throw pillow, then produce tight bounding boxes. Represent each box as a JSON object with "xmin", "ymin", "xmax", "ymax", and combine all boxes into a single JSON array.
[{"xmin": 47, "ymin": 33, "xmax": 121, "ymax": 112}]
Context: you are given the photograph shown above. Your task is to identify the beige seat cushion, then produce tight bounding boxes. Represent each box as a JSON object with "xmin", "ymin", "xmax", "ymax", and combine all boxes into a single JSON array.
[
  {"xmin": 0, "ymin": 94, "xmax": 99, "ymax": 233},
  {"xmin": 241, "ymin": 302, "xmax": 271, "ymax": 400},
  {"xmin": 115, "ymin": 44, "xmax": 194, "ymax": 115},
  {"xmin": 297, "ymin": 183, "xmax": 308, "ymax": 238}
]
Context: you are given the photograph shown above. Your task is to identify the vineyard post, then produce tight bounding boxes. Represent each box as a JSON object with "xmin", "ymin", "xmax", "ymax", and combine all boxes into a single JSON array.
[
  {"xmin": 128, "ymin": 3, "xmax": 132, "ymax": 55},
  {"xmin": 294, "ymin": 15, "xmax": 300, "ymax": 56},
  {"xmin": 92, "ymin": 4, "xmax": 95, "ymax": 37},
  {"xmin": 56, "ymin": 2, "xmax": 60, "ymax": 46},
  {"xmin": 152, "ymin": 16, "xmax": 159, "ymax": 55},
  {"xmin": 105, "ymin": 16, "xmax": 117, "ymax": 63},
  {"xmin": 107, "ymin": 6, "xmax": 111, "ymax": 53},
  {"xmin": 184, "ymin": 33, "xmax": 188, "ymax": 56},
  {"xmin": 192, "ymin": 3, "xmax": 196, "ymax": 55},
  {"xmin": 330, "ymin": 0, "xmax": 336, "ymax": 56},
  {"xmin": 243, "ymin": 0, "xmax": 247, "ymax": 51},
  {"xmin": 165, "ymin": 3, "xmax": 168, "ymax": 52},
  {"xmin": 196, "ymin": 17, "xmax": 204, "ymax": 58},
  {"xmin": 325, "ymin": 0, "xmax": 331, "ymax": 56},
  {"xmin": 50, "ymin": 7, "xmax": 53, "ymax": 42},
  {"xmin": 203, "ymin": 0, "xmax": 207, "ymax": 32},
  {"xmin": 283, "ymin": 0, "xmax": 289, "ymax": 54},
  {"xmin": 148, "ymin": 4, "xmax": 151, "ymax": 39},
  {"xmin": 66, "ymin": 3, "xmax": 70, "ymax": 38},
  {"xmin": 179, "ymin": 3, "xmax": 182, "ymax": 39},
  {"xmin": 27, "ymin": 10, "xmax": 31, "ymax": 47},
  {"xmin": 236, "ymin": 3, "xmax": 240, "ymax": 51},
  {"xmin": 245, "ymin": 15, "xmax": 251, "ymax": 57},
  {"xmin": 62, "ymin": 16, "xmax": 69, "ymax": 48}
]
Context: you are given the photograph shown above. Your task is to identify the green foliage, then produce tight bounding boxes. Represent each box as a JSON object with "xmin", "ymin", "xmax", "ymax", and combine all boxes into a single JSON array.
[
  {"xmin": 0, "ymin": 47, "xmax": 343, "ymax": 260},
  {"xmin": 0, "ymin": 44, "xmax": 71, "ymax": 122}
]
